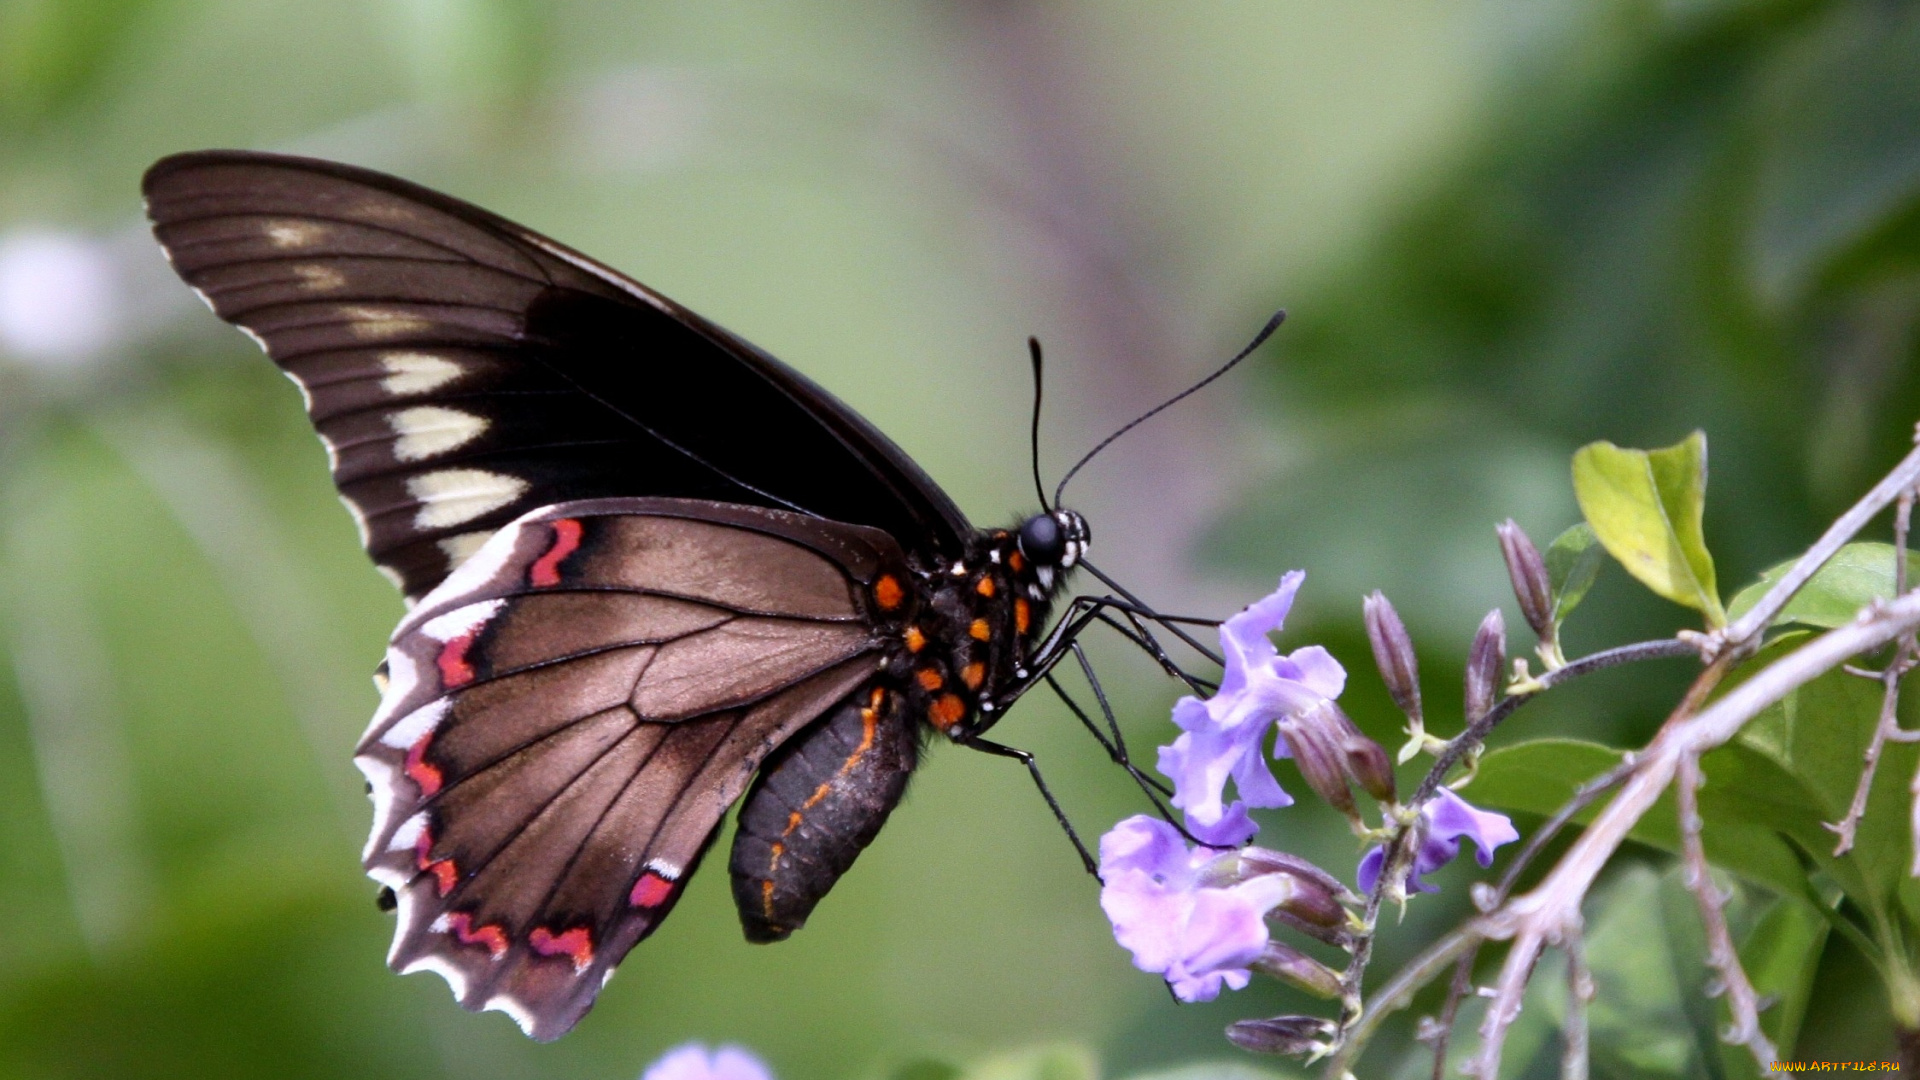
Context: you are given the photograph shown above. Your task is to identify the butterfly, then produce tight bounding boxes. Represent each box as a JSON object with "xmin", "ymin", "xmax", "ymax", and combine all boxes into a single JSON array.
[{"xmin": 139, "ymin": 150, "xmax": 1187, "ymax": 1041}]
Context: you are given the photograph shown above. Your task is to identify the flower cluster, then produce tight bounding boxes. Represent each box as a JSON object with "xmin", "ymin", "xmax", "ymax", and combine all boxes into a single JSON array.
[{"xmin": 1097, "ymin": 574, "xmax": 1518, "ymax": 1007}]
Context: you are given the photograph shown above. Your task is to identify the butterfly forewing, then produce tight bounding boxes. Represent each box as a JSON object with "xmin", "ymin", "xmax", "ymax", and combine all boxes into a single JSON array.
[
  {"xmin": 142, "ymin": 151, "xmax": 970, "ymax": 600},
  {"xmin": 359, "ymin": 498, "xmax": 904, "ymax": 1038}
]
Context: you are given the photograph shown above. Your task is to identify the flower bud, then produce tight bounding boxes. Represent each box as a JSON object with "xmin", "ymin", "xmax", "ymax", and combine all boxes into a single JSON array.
[
  {"xmin": 1278, "ymin": 701, "xmax": 1358, "ymax": 820},
  {"xmin": 1496, "ymin": 520, "xmax": 1553, "ymax": 640},
  {"xmin": 1279, "ymin": 701, "xmax": 1396, "ymax": 827},
  {"xmin": 1363, "ymin": 591, "xmax": 1422, "ymax": 725},
  {"xmin": 1224, "ymin": 1015, "xmax": 1336, "ymax": 1057},
  {"xmin": 1250, "ymin": 941, "xmax": 1344, "ymax": 999},
  {"xmin": 1464, "ymin": 608, "xmax": 1506, "ymax": 724},
  {"xmin": 1346, "ymin": 732, "xmax": 1397, "ymax": 806}
]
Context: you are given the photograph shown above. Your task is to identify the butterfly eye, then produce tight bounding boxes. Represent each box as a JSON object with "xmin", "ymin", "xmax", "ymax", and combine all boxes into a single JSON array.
[{"xmin": 1018, "ymin": 513, "xmax": 1066, "ymax": 566}]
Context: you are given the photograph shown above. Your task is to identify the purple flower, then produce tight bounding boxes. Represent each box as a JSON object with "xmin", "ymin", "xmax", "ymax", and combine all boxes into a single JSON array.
[
  {"xmin": 1357, "ymin": 786, "xmax": 1519, "ymax": 894},
  {"xmin": 642, "ymin": 1044, "xmax": 775, "ymax": 1080},
  {"xmin": 1098, "ymin": 816, "xmax": 1299, "ymax": 1002},
  {"xmin": 1157, "ymin": 573, "xmax": 1346, "ymax": 842}
]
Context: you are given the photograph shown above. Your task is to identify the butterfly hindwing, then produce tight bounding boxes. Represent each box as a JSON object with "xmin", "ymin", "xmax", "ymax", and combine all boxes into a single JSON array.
[
  {"xmin": 142, "ymin": 150, "xmax": 971, "ymax": 601},
  {"xmin": 358, "ymin": 498, "xmax": 906, "ymax": 1039}
]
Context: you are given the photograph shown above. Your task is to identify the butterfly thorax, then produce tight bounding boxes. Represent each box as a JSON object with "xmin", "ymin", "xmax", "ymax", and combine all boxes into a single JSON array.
[{"xmin": 878, "ymin": 509, "xmax": 1088, "ymax": 741}]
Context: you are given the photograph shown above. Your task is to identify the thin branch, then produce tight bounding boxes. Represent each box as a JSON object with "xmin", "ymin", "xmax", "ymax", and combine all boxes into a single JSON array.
[
  {"xmin": 1831, "ymin": 486, "xmax": 1918, "ymax": 855},
  {"xmin": 1413, "ymin": 638, "xmax": 1696, "ymax": 807},
  {"xmin": 1719, "ymin": 439, "xmax": 1920, "ymax": 654},
  {"xmin": 1464, "ymin": 592, "xmax": 1920, "ymax": 1078},
  {"xmin": 1677, "ymin": 753, "xmax": 1777, "ymax": 1069},
  {"xmin": 1562, "ymin": 927, "xmax": 1593, "ymax": 1080}
]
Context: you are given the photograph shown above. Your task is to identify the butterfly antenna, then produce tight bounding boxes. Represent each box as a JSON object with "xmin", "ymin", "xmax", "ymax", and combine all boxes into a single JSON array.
[
  {"xmin": 1052, "ymin": 309, "xmax": 1285, "ymax": 507},
  {"xmin": 1028, "ymin": 336, "xmax": 1051, "ymax": 512}
]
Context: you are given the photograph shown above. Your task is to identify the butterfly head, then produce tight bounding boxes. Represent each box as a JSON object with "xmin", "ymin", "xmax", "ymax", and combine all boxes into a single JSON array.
[{"xmin": 1017, "ymin": 508, "xmax": 1089, "ymax": 590}]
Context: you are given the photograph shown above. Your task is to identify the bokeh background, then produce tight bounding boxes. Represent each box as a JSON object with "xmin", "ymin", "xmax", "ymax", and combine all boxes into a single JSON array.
[{"xmin": 2, "ymin": 2, "xmax": 1917, "ymax": 1077}]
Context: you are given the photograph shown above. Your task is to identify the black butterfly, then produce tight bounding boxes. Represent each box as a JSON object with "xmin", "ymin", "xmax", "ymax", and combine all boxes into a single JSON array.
[{"xmin": 141, "ymin": 150, "xmax": 1225, "ymax": 1041}]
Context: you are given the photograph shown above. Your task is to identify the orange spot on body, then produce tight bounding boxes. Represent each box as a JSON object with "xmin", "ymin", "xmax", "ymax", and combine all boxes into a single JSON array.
[
  {"xmin": 969, "ymin": 618, "xmax": 991, "ymax": 641},
  {"xmin": 1008, "ymin": 551, "xmax": 1025, "ymax": 572},
  {"xmin": 904, "ymin": 626, "xmax": 926, "ymax": 652},
  {"xmin": 441, "ymin": 912, "xmax": 508, "ymax": 957},
  {"xmin": 873, "ymin": 574, "xmax": 905, "ymax": 611},
  {"xmin": 930, "ymin": 693, "xmax": 967, "ymax": 729},
  {"xmin": 630, "ymin": 871, "xmax": 675, "ymax": 908},
  {"xmin": 916, "ymin": 668, "xmax": 944, "ymax": 691},
  {"xmin": 975, "ymin": 576, "xmax": 996, "ymax": 598},
  {"xmin": 529, "ymin": 518, "xmax": 582, "ymax": 587},
  {"xmin": 962, "ymin": 661, "xmax": 986, "ymax": 690},
  {"xmin": 530, "ymin": 925, "xmax": 594, "ymax": 971},
  {"xmin": 762, "ymin": 879, "xmax": 776, "ymax": 915},
  {"xmin": 437, "ymin": 632, "xmax": 479, "ymax": 687},
  {"xmin": 1016, "ymin": 598, "xmax": 1032, "ymax": 634},
  {"xmin": 784, "ymin": 811, "xmax": 803, "ymax": 836},
  {"xmin": 404, "ymin": 733, "xmax": 443, "ymax": 796}
]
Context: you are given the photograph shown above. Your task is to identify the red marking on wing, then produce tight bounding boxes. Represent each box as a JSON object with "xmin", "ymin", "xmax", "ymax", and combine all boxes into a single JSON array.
[
  {"xmin": 415, "ymin": 826, "xmax": 459, "ymax": 896},
  {"xmin": 404, "ymin": 732, "xmax": 443, "ymax": 796},
  {"xmin": 441, "ymin": 911, "xmax": 508, "ymax": 958},
  {"xmin": 530, "ymin": 926, "xmax": 594, "ymax": 971},
  {"xmin": 629, "ymin": 871, "xmax": 675, "ymax": 908},
  {"xmin": 437, "ymin": 631, "xmax": 479, "ymax": 687},
  {"xmin": 529, "ymin": 518, "xmax": 583, "ymax": 587}
]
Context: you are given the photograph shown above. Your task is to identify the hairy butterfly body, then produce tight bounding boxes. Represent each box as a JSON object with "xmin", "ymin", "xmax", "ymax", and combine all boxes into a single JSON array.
[{"xmin": 142, "ymin": 151, "xmax": 1090, "ymax": 1040}]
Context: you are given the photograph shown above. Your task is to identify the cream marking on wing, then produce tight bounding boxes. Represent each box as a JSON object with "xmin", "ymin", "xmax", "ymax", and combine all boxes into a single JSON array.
[
  {"xmin": 293, "ymin": 264, "xmax": 347, "ymax": 292},
  {"xmin": 390, "ymin": 406, "xmax": 488, "ymax": 462},
  {"xmin": 644, "ymin": 857, "xmax": 683, "ymax": 881},
  {"xmin": 389, "ymin": 810, "xmax": 428, "ymax": 853},
  {"xmin": 408, "ymin": 469, "xmax": 528, "ymax": 530},
  {"xmin": 483, "ymin": 993, "xmax": 541, "ymax": 1038},
  {"xmin": 342, "ymin": 305, "xmax": 431, "ymax": 340},
  {"xmin": 335, "ymin": 494, "xmax": 375, "ymax": 548},
  {"xmin": 365, "ymin": 650, "xmax": 421, "ymax": 734},
  {"xmin": 437, "ymin": 530, "xmax": 493, "ymax": 569},
  {"xmin": 239, "ymin": 325, "xmax": 271, "ymax": 353},
  {"xmin": 401, "ymin": 951, "xmax": 474, "ymax": 1005},
  {"xmin": 379, "ymin": 699, "xmax": 450, "ymax": 751},
  {"xmin": 356, "ymin": 754, "xmax": 404, "ymax": 863},
  {"xmin": 266, "ymin": 220, "xmax": 325, "ymax": 248},
  {"xmin": 420, "ymin": 598, "xmax": 505, "ymax": 643},
  {"xmin": 380, "ymin": 352, "xmax": 463, "ymax": 395}
]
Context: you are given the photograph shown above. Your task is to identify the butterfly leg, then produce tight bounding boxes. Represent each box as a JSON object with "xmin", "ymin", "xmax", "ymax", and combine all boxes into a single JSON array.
[{"xmin": 958, "ymin": 736, "xmax": 1097, "ymax": 876}]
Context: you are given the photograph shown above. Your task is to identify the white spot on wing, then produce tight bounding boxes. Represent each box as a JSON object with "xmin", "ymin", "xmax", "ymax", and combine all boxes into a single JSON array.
[
  {"xmin": 420, "ymin": 598, "xmax": 504, "ymax": 643},
  {"xmin": 437, "ymin": 530, "xmax": 493, "ymax": 569},
  {"xmin": 380, "ymin": 351, "xmax": 463, "ymax": 395},
  {"xmin": 294, "ymin": 264, "xmax": 346, "ymax": 292},
  {"xmin": 408, "ymin": 469, "xmax": 528, "ymax": 529},
  {"xmin": 402, "ymin": 951, "xmax": 474, "ymax": 1005},
  {"xmin": 482, "ymin": 992, "xmax": 541, "ymax": 1037},
  {"xmin": 390, "ymin": 811, "xmax": 428, "ymax": 853},
  {"xmin": 365, "ymin": 649, "xmax": 421, "ymax": 734},
  {"xmin": 356, "ymin": 753, "xmax": 403, "ymax": 862},
  {"xmin": 266, "ymin": 220, "xmax": 325, "ymax": 248},
  {"xmin": 341, "ymin": 305, "xmax": 430, "ymax": 340},
  {"xmin": 390, "ymin": 405, "xmax": 487, "ymax": 462},
  {"xmin": 644, "ymin": 858, "xmax": 682, "ymax": 881},
  {"xmin": 379, "ymin": 698, "xmax": 449, "ymax": 751},
  {"xmin": 239, "ymin": 325, "xmax": 270, "ymax": 353}
]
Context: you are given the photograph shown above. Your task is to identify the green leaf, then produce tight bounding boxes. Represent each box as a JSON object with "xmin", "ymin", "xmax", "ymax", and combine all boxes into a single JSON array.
[
  {"xmin": 1571, "ymin": 432, "xmax": 1724, "ymax": 625},
  {"xmin": 1726, "ymin": 542, "xmax": 1920, "ymax": 630},
  {"xmin": 1544, "ymin": 522, "xmax": 1604, "ymax": 625}
]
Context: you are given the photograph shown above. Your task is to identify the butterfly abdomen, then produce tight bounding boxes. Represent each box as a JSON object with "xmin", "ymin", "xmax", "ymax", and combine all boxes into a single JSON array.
[{"xmin": 729, "ymin": 683, "xmax": 918, "ymax": 942}]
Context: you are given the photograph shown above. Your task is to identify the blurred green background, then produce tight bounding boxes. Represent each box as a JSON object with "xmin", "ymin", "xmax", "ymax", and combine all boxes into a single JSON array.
[{"xmin": 2, "ymin": 1, "xmax": 1918, "ymax": 1077}]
